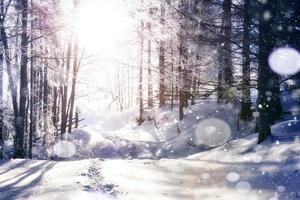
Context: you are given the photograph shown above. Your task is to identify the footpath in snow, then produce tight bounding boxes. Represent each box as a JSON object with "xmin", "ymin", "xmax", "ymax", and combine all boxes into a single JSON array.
[
  {"xmin": 1, "ymin": 134, "xmax": 300, "ymax": 200},
  {"xmin": 0, "ymin": 159, "xmax": 116, "ymax": 200},
  {"xmin": 1, "ymin": 103, "xmax": 300, "ymax": 200}
]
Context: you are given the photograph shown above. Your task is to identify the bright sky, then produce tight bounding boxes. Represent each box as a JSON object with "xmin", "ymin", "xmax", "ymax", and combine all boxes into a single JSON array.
[
  {"xmin": 72, "ymin": 0, "xmax": 139, "ymax": 118},
  {"xmin": 77, "ymin": 0, "xmax": 134, "ymax": 54}
]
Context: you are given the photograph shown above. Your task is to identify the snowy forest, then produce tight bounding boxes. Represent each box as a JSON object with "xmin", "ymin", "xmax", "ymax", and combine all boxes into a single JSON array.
[{"xmin": 0, "ymin": 0, "xmax": 300, "ymax": 199}]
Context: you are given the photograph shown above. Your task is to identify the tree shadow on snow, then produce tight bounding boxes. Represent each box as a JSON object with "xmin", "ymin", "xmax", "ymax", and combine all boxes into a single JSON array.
[{"xmin": 0, "ymin": 161, "xmax": 56, "ymax": 200}]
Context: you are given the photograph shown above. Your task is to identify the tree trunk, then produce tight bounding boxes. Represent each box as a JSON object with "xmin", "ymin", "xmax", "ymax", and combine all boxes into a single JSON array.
[
  {"xmin": 223, "ymin": 0, "xmax": 233, "ymax": 87},
  {"xmin": 61, "ymin": 38, "xmax": 72, "ymax": 137},
  {"xmin": 29, "ymin": 12, "xmax": 36, "ymax": 158},
  {"xmin": 158, "ymin": 4, "xmax": 165, "ymax": 107},
  {"xmin": 138, "ymin": 21, "xmax": 144, "ymax": 125},
  {"xmin": 43, "ymin": 58, "xmax": 49, "ymax": 147},
  {"xmin": 240, "ymin": 0, "xmax": 252, "ymax": 121},
  {"xmin": 218, "ymin": 0, "xmax": 233, "ymax": 102},
  {"xmin": 179, "ymin": 41, "xmax": 185, "ymax": 120},
  {"xmin": 37, "ymin": 66, "xmax": 43, "ymax": 131},
  {"xmin": 217, "ymin": 64, "xmax": 223, "ymax": 103},
  {"xmin": 257, "ymin": 0, "xmax": 282, "ymax": 143},
  {"xmin": 67, "ymin": 0, "xmax": 80, "ymax": 133},
  {"xmin": 170, "ymin": 40, "xmax": 174, "ymax": 111},
  {"xmin": 75, "ymin": 107, "xmax": 79, "ymax": 128},
  {"xmin": 68, "ymin": 34, "xmax": 79, "ymax": 133},
  {"xmin": 52, "ymin": 86, "xmax": 58, "ymax": 128},
  {"xmin": 0, "ymin": 48, "xmax": 3, "ymax": 159},
  {"xmin": 147, "ymin": 22, "xmax": 153, "ymax": 109},
  {"xmin": 191, "ymin": 75, "xmax": 197, "ymax": 105},
  {"xmin": 0, "ymin": 0, "xmax": 4, "ymax": 159},
  {"xmin": 15, "ymin": 0, "xmax": 29, "ymax": 158}
]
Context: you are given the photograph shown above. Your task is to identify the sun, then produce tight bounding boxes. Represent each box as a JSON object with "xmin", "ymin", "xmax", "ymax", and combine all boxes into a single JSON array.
[{"xmin": 76, "ymin": 0, "xmax": 131, "ymax": 54}]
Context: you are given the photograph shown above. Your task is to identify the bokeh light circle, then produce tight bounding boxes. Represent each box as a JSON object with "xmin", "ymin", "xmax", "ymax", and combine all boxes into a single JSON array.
[
  {"xmin": 268, "ymin": 47, "xmax": 300, "ymax": 76},
  {"xmin": 195, "ymin": 118, "xmax": 231, "ymax": 147},
  {"xmin": 54, "ymin": 140, "xmax": 76, "ymax": 158}
]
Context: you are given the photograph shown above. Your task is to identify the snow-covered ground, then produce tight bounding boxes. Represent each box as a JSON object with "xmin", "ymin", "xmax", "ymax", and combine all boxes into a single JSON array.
[
  {"xmin": 2, "ymin": 102, "xmax": 300, "ymax": 199},
  {"xmin": 0, "ymin": 159, "xmax": 117, "ymax": 200},
  {"xmin": 1, "ymin": 135, "xmax": 300, "ymax": 200},
  {"xmin": 100, "ymin": 135, "xmax": 300, "ymax": 200}
]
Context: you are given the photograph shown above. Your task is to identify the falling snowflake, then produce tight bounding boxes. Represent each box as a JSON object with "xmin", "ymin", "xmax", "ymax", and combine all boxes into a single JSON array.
[{"xmin": 263, "ymin": 10, "xmax": 272, "ymax": 21}]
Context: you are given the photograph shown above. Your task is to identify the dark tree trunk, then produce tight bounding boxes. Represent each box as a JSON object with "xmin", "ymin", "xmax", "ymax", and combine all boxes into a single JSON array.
[
  {"xmin": 222, "ymin": 0, "xmax": 232, "ymax": 87},
  {"xmin": 0, "ymin": 49, "xmax": 3, "ymax": 159},
  {"xmin": 29, "ymin": 15, "xmax": 36, "ymax": 158},
  {"xmin": 61, "ymin": 38, "xmax": 72, "ymax": 136},
  {"xmin": 138, "ymin": 21, "xmax": 144, "ymax": 125},
  {"xmin": 52, "ymin": 86, "xmax": 58, "ymax": 128},
  {"xmin": 191, "ymin": 75, "xmax": 197, "ymax": 105},
  {"xmin": 179, "ymin": 41, "xmax": 185, "ymax": 121},
  {"xmin": 170, "ymin": 40, "xmax": 174, "ymax": 111},
  {"xmin": 240, "ymin": 0, "xmax": 253, "ymax": 121},
  {"xmin": 257, "ymin": 0, "xmax": 282, "ymax": 144},
  {"xmin": 15, "ymin": 0, "xmax": 29, "ymax": 158},
  {"xmin": 147, "ymin": 22, "xmax": 153, "ymax": 109},
  {"xmin": 68, "ymin": 0, "xmax": 80, "ymax": 133},
  {"xmin": 158, "ymin": 4, "xmax": 165, "ymax": 107},
  {"xmin": 183, "ymin": 68, "xmax": 189, "ymax": 108},
  {"xmin": 217, "ymin": 65, "xmax": 223, "ymax": 103},
  {"xmin": 68, "ymin": 34, "xmax": 79, "ymax": 133},
  {"xmin": 43, "ymin": 65, "xmax": 48, "ymax": 119},
  {"xmin": 0, "ymin": 0, "xmax": 4, "ymax": 159},
  {"xmin": 75, "ymin": 107, "xmax": 79, "ymax": 128},
  {"xmin": 218, "ymin": 0, "xmax": 233, "ymax": 102}
]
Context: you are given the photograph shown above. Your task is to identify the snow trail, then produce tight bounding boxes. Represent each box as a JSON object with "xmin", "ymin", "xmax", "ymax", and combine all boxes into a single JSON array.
[{"xmin": 0, "ymin": 159, "xmax": 115, "ymax": 200}]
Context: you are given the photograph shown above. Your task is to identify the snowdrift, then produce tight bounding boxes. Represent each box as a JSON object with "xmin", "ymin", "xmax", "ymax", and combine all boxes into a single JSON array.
[{"xmin": 71, "ymin": 102, "xmax": 256, "ymax": 159}]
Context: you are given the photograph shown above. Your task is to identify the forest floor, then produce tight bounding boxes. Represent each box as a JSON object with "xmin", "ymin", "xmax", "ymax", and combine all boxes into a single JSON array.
[
  {"xmin": 1, "ymin": 134, "xmax": 300, "ymax": 200},
  {"xmin": 0, "ymin": 159, "xmax": 115, "ymax": 200},
  {"xmin": 1, "ymin": 103, "xmax": 300, "ymax": 199}
]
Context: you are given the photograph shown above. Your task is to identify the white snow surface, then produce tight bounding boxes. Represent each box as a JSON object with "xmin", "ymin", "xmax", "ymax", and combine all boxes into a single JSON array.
[
  {"xmin": 72, "ymin": 102, "xmax": 256, "ymax": 159},
  {"xmin": 1, "ymin": 135, "xmax": 300, "ymax": 199},
  {"xmin": 0, "ymin": 159, "xmax": 116, "ymax": 200},
  {"xmin": 2, "ymin": 102, "xmax": 300, "ymax": 199}
]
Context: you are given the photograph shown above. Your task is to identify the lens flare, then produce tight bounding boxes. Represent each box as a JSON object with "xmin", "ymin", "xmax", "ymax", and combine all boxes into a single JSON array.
[
  {"xmin": 268, "ymin": 47, "xmax": 300, "ymax": 76},
  {"xmin": 54, "ymin": 141, "xmax": 76, "ymax": 158}
]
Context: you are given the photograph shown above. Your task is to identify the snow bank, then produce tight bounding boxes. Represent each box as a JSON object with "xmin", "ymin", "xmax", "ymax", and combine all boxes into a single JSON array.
[{"xmin": 70, "ymin": 102, "xmax": 256, "ymax": 159}]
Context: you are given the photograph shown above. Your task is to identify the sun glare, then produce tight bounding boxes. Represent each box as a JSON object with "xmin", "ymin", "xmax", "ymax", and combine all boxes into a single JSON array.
[
  {"xmin": 77, "ymin": 0, "xmax": 131, "ymax": 53},
  {"xmin": 74, "ymin": 0, "xmax": 137, "ymax": 115}
]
